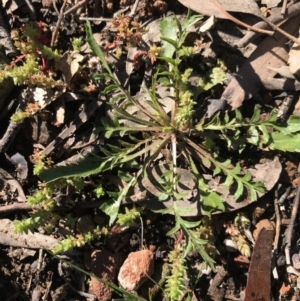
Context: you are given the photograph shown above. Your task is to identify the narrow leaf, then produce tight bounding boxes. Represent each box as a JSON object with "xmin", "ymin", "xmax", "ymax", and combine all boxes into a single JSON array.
[
  {"xmin": 160, "ymin": 16, "xmax": 177, "ymax": 58},
  {"xmin": 85, "ymin": 21, "xmax": 112, "ymax": 75}
]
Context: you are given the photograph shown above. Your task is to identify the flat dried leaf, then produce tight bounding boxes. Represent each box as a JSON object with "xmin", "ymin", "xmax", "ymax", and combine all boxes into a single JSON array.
[
  {"xmin": 0, "ymin": 167, "xmax": 26, "ymax": 202},
  {"xmin": 267, "ymin": 66, "xmax": 295, "ymax": 79},
  {"xmin": 120, "ymin": 158, "xmax": 281, "ymax": 216},
  {"xmin": 244, "ymin": 227, "xmax": 274, "ymax": 301},
  {"xmin": 32, "ymin": 87, "xmax": 63, "ymax": 109},
  {"xmin": 222, "ymin": 17, "xmax": 300, "ymax": 109},
  {"xmin": 199, "ymin": 16, "xmax": 216, "ymax": 32},
  {"xmin": 54, "ymin": 97, "xmax": 65, "ymax": 125},
  {"xmin": 178, "ymin": 0, "xmax": 262, "ymax": 19},
  {"xmin": 261, "ymin": 0, "xmax": 281, "ymax": 8},
  {"xmin": 288, "ymin": 44, "xmax": 300, "ymax": 79}
]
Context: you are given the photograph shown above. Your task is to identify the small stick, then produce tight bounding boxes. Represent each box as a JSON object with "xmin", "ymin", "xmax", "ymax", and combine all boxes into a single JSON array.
[
  {"xmin": 0, "ymin": 121, "xmax": 22, "ymax": 153},
  {"xmin": 129, "ymin": 0, "xmax": 140, "ymax": 17},
  {"xmin": 0, "ymin": 203, "xmax": 31, "ymax": 213},
  {"xmin": 0, "ymin": 9, "xmax": 17, "ymax": 56},
  {"xmin": 273, "ymin": 186, "xmax": 281, "ymax": 253},
  {"xmin": 281, "ymin": 0, "xmax": 288, "ymax": 14},
  {"xmin": 52, "ymin": 0, "xmax": 59, "ymax": 15},
  {"xmin": 50, "ymin": 0, "xmax": 68, "ymax": 47},
  {"xmin": 79, "ymin": 16, "xmax": 111, "ymax": 22},
  {"xmin": 262, "ymin": 16, "xmax": 300, "ymax": 45},
  {"xmin": 211, "ymin": 0, "xmax": 274, "ymax": 35},
  {"xmin": 64, "ymin": 0, "xmax": 87, "ymax": 16},
  {"xmin": 237, "ymin": 2, "xmax": 300, "ymax": 47},
  {"xmin": 139, "ymin": 215, "xmax": 144, "ymax": 250},
  {"xmin": 278, "ymin": 187, "xmax": 291, "ymax": 205},
  {"xmin": 285, "ymin": 185, "xmax": 300, "ymax": 265},
  {"xmin": 23, "ymin": 0, "xmax": 36, "ymax": 20}
]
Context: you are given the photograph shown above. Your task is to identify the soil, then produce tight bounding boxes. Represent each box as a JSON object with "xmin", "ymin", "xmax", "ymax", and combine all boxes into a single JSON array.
[{"xmin": 1, "ymin": 0, "xmax": 300, "ymax": 301}]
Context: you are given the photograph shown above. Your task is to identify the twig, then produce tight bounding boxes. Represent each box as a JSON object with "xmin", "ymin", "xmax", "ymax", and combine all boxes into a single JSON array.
[
  {"xmin": 277, "ymin": 95, "xmax": 295, "ymax": 121},
  {"xmin": 279, "ymin": 187, "xmax": 291, "ymax": 205},
  {"xmin": 273, "ymin": 185, "xmax": 281, "ymax": 253},
  {"xmin": 52, "ymin": 0, "xmax": 59, "ymax": 15},
  {"xmin": 64, "ymin": 0, "xmax": 87, "ymax": 16},
  {"xmin": 129, "ymin": 0, "xmax": 140, "ymax": 17},
  {"xmin": 281, "ymin": 0, "xmax": 288, "ymax": 15},
  {"xmin": 211, "ymin": 0, "xmax": 274, "ymax": 36},
  {"xmin": 237, "ymin": 2, "xmax": 300, "ymax": 47},
  {"xmin": 171, "ymin": 133, "xmax": 177, "ymax": 192},
  {"xmin": 0, "ymin": 121, "xmax": 22, "ymax": 153},
  {"xmin": 262, "ymin": 16, "xmax": 300, "ymax": 45},
  {"xmin": 23, "ymin": 0, "xmax": 36, "ymax": 20},
  {"xmin": 0, "ymin": 203, "xmax": 31, "ymax": 213},
  {"xmin": 140, "ymin": 216, "xmax": 144, "ymax": 250},
  {"xmin": 37, "ymin": 248, "xmax": 44, "ymax": 271},
  {"xmin": 285, "ymin": 185, "xmax": 300, "ymax": 265},
  {"xmin": 58, "ymin": 262, "xmax": 96, "ymax": 299},
  {"xmin": 50, "ymin": 0, "xmax": 68, "ymax": 47},
  {"xmin": 214, "ymin": 0, "xmax": 300, "ymax": 45},
  {"xmin": 0, "ymin": 9, "xmax": 17, "ymax": 56},
  {"xmin": 79, "ymin": 17, "xmax": 111, "ymax": 22}
]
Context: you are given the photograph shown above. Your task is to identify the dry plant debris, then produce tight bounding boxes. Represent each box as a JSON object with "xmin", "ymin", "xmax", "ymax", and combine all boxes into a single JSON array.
[{"xmin": 1, "ymin": 0, "xmax": 300, "ymax": 300}]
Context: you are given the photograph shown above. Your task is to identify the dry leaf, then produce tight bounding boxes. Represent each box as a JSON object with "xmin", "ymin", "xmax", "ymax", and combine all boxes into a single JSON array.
[
  {"xmin": 54, "ymin": 97, "xmax": 65, "ymax": 125},
  {"xmin": 267, "ymin": 66, "xmax": 295, "ymax": 79},
  {"xmin": 120, "ymin": 158, "xmax": 281, "ymax": 216},
  {"xmin": 56, "ymin": 52, "xmax": 84, "ymax": 86},
  {"xmin": 261, "ymin": 0, "xmax": 281, "ymax": 9},
  {"xmin": 32, "ymin": 87, "xmax": 63, "ymax": 109},
  {"xmin": 0, "ymin": 167, "xmax": 26, "ymax": 202},
  {"xmin": 177, "ymin": 0, "xmax": 262, "ymax": 19},
  {"xmin": 288, "ymin": 44, "xmax": 300, "ymax": 80},
  {"xmin": 199, "ymin": 16, "xmax": 215, "ymax": 32},
  {"xmin": 222, "ymin": 16, "xmax": 300, "ymax": 109}
]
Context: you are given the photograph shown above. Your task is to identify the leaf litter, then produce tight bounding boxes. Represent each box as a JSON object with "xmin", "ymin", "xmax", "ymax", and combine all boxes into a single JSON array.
[{"xmin": 1, "ymin": 0, "xmax": 300, "ymax": 300}]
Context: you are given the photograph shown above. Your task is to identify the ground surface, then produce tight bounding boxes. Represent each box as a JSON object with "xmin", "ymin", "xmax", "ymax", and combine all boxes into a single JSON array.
[{"xmin": 1, "ymin": 0, "xmax": 300, "ymax": 300}]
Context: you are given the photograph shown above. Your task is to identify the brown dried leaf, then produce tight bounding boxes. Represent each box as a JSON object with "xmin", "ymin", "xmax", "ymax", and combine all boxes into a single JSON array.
[
  {"xmin": 244, "ymin": 227, "xmax": 274, "ymax": 301},
  {"xmin": 222, "ymin": 16, "xmax": 300, "ymax": 109},
  {"xmin": 121, "ymin": 158, "xmax": 281, "ymax": 216},
  {"xmin": 288, "ymin": 44, "xmax": 300, "ymax": 80},
  {"xmin": 178, "ymin": 0, "xmax": 262, "ymax": 19}
]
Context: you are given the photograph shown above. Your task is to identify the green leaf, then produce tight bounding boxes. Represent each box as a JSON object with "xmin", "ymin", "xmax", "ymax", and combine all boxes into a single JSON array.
[
  {"xmin": 232, "ymin": 163, "xmax": 241, "ymax": 174},
  {"xmin": 100, "ymin": 177, "xmax": 136, "ymax": 225},
  {"xmin": 158, "ymin": 56, "xmax": 177, "ymax": 66},
  {"xmin": 201, "ymin": 190, "xmax": 225, "ymax": 214},
  {"xmin": 234, "ymin": 181, "xmax": 244, "ymax": 200},
  {"xmin": 213, "ymin": 166, "xmax": 221, "ymax": 176},
  {"xmin": 281, "ymin": 115, "xmax": 300, "ymax": 134},
  {"xmin": 224, "ymin": 175, "xmax": 233, "ymax": 187},
  {"xmin": 85, "ymin": 21, "xmax": 112, "ymax": 75},
  {"xmin": 176, "ymin": 215, "xmax": 200, "ymax": 229},
  {"xmin": 270, "ymin": 132, "xmax": 300, "ymax": 152},
  {"xmin": 39, "ymin": 157, "xmax": 102, "ymax": 182},
  {"xmin": 250, "ymin": 187, "xmax": 258, "ymax": 201},
  {"xmin": 103, "ymin": 84, "xmax": 119, "ymax": 94},
  {"xmin": 160, "ymin": 16, "xmax": 177, "ymax": 58},
  {"xmin": 167, "ymin": 223, "xmax": 181, "ymax": 236},
  {"xmin": 250, "ymin": 106, "xmax": 261, "ymax": 123},
  {"xmin": 181, "ymin": 14, "xmax": 203, "ymax": 33},
  {"xmin": 158, "ymin": 193, "xmax": 169, "ymax": 201}
]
